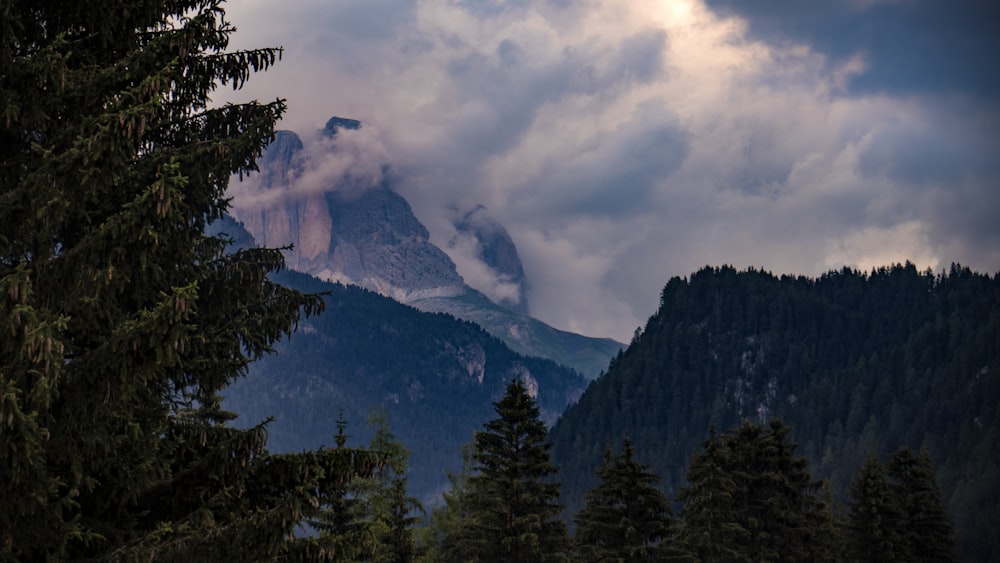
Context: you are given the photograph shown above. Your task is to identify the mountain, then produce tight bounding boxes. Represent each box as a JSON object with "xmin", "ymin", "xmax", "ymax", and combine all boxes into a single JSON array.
[
  {"xmin": 212, "ymin": 216, "xmax": 588, "ymax": 504},
  {"xmin": 231, "ymin": 117, "xmax": 621, "ymax": 378},
  {"xmin": 547, "ymin": 264, "xmax": 1000, "ymax": 561}
]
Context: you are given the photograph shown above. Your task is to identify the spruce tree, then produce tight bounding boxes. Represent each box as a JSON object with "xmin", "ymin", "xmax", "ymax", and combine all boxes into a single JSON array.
[
  {"xmin": 312, "ymin": 414, "xmax": 373, "ymax": 560},
  {"xmin": 816, "ymin": 479, "xmax": 849, "ymax": 561},
  {"xmin": 847, "ymin": 456, "xmax": 904, "ymax": 562},
  {"xmin": 0, "ymin": 1, "xmax": 377, "ymax": 559},
  {"xmin": 359, "ymin": 411, "xmax": 424, "ymax": 563},
  {"xmin": 886, "ymin": 448, "xmax": 957, "ymax": 562},
  {"xmin": 573, "ymin": 437, "xmax": 686, "ymax": 561},
  {"xmin": 847, "ymin": 448, "xmax": 958, "ymax": 562},
  {"xmin": 677, "ymin": 429, "xmax": 751, "ymax": 562},
  {"xmin": 458, "ymin": 379, "xmax": 569, "ymax": 562},
  {"xmin": 419, "ymin": 443, "xmax": 477, "ymax": 563},
  {"xmin": 678, "ymin": 420, "xmax": 826, "ymax": 562}
]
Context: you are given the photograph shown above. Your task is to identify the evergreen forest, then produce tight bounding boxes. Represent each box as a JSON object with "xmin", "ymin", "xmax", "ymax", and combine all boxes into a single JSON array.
[
  {"xmin": 549, "ymin": 263, "xmax": 999, "ymax": 561},
  {"xmin": 418, "ymin": 380, "xmax": 962, "ymax": 562}
]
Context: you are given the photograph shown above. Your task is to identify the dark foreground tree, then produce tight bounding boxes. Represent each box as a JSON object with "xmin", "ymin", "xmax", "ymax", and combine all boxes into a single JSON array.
[
  {"xmin": 677, "ymin": 419, "xmax": 828, "ymax": 562},
  {"xmin": 445, "ymin": 379, "xmax": 568, "ymax": 562},
  {"xmin": 887, "ymin": 448, "xmax": 957, "ymax": 562},
  {"xmin": 573, "ymin": 437, "xmax": 688, "ymax": 561},
  {"xmin": 676, "ymin": 428, "xmax": 750, "ymax": 562},
  {"xmin": 847, "ymin": 448, "xmax": 957, "ymax": 562},
  {"xmin": 418, "ymin": 443, "xmax": 477, "ymax": 562},
  {"xmin": 311, "ymin": 414, "xmax": 374, "ymax": 560},
  {"xmin": 354, "ymin": 411, "xmax": 424, "ymax": 563},
  {"xmin": 0, "ymin": 1, "xmax": 376, "ymax": 560},
  {"xmin": 847, "ymin": 456, "xmax": 905, "ymax": 562}
]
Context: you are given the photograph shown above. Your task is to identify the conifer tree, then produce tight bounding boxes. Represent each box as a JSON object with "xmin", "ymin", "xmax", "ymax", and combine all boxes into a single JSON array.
[
  {"xmin": 0, "ymin": 1, "xmax": 377, "ymax": 559},
  {"xmin": 312, "ymin": 414, "xmax": 373, "ymax": 560},
  {"xmin": 573, "ymin": 437, "xmax": 686, "ymax": 561},
  {"xmin": 847, "ymin": 455, "xmax": 905, "ymax": 562},
  {"xmin": 418, "ymin": 443, "xmax": 477, "ymax": 563},
  {"xmin": 678, "ymin": 420, "xmax": 826, "ymax": 562},
  {"xmin": 816, "ymin": 479, "xmax": 849, "ymax": 561},
  {"xmin": 375, "ymin": 478, "xmax": 423, "ymax": 563},
  {"xmin": 677, "ymin": 429, "xmax": 751, "ymax": 562},
  {"xmin": 886, "ymin": 448, "xmax": 957, "ymax": 562},
  {"xmin": 847, "ymin": 448, "xmax": 958, "ymax": 562},
  {"xmin": 456, "ymin": 379, "xmax": 569, "ymax": 562},
  {"xmin": 358, "ymin": 411, "xmax": 424, "ymax": 563}
]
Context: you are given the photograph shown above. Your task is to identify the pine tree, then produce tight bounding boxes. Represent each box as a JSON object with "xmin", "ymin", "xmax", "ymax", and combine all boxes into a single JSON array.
[
  {"xmin": 457, "ymin": 379, "xmax": 569, "ymax": 562},
  {"xmin": 847, "ymin": 456, "xmax": 904, "ymax": 562},
  {"xmin": 0, "ymin": 1, "xmax": 377, "ymax": 559},
  {"xmin": 887, "ymin": 448, "xmax": 958, "ymax": 562},
  {"xmin": 677, "ymin": 429, "xmax": 751, "ymax": 562},
  {"xmin": 678, "ymin": 420, "xmax": 826, "ymax": 562},
  {"xmin": 418, "ymin": 443, "xmax": 477, "ymax": 563},
  {"xmin": 573, "ymin": 437, "xmax": 686, "ymax": 561},
  {"xmin": 312, "ymin": 414, "xmax": 374, "ymax": 560},
  {"xmin": 360, "ymin": 410, "xmax": 424, "ymax": 563}
]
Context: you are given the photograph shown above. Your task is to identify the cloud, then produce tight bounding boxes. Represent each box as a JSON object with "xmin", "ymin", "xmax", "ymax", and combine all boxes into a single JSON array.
[
  {"xmin": 700, "ymin": 0, "xmax": 1000, "ymax": 100},
  {"xmin": 229, "ymin": 124, "xmax": 391, "ymax": 209},
  {"xmin": 221, "ymin": 0, "xmax": 1000, "ymax": 342},
  {"xmin": 447, "ymin": 233, "xmax": 525, "ymax": 307}
]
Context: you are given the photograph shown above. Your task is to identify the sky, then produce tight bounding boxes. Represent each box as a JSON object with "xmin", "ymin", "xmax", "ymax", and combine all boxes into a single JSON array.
[{"xmin": 220, "ymin": 0, "xmax": 1000, "ymax": 342}]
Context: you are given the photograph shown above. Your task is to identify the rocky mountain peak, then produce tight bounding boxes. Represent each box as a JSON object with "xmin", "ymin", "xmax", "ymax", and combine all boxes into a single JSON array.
[
  {"xmin": 322, "ymin": 116, "xmax": 361, "ymax": 138},
  {"xmin": 231, "ymin": 121, "xmax": 466, "ymax": 303}
]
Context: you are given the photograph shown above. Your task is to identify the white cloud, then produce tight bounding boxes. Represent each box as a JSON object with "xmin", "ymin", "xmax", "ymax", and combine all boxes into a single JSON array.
[
  {"xmin": 220, "ymin": 0, "xmax": 999, "ymax": 341},
  {"xmin": 229, "ymin": 125, "xmax": 391, "ymax": 208},
  {"xmin": 448, "ymin": 233, "xmax": 524, "ymax": 306}
]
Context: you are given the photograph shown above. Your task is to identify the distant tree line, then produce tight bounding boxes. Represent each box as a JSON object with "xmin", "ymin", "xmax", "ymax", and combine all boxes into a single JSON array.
[{"xmin": 364, "ymin": 380, "xmax": 956, "ymax": 562}]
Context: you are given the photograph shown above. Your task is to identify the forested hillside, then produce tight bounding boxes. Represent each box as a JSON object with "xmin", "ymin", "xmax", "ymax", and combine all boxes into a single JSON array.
[
  {"xmin": 223, "ymin": 267, "xmax": 587, "ymax": 503},
  {"xmin": 549, "ymin": 263, "xmax": 1000, "ymax": 560}
]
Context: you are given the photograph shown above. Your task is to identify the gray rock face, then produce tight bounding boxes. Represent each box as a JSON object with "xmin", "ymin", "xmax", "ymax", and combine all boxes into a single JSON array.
[
  {"xmin": 257, "ymin": 130, "xmax": 304, "ymax": 189},
  {"xmin": 319, "ymin": 186, "xmax": 466, "ymax": 301},
  {"xmin": 232, "ymin": 124, "xmax": 465, "ymax": 302},
  {"xmin": 322, "ymin": 116, "xmax": 361, "ymax": 138},
  {"xmin": 409, "ymin": 289, "xmax": 622, "ymax": 381}
]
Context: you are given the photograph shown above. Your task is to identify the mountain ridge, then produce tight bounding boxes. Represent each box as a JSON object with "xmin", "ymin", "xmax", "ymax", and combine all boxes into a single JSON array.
[
  {"xmin": 231, "ymin": 118, "xmax": 622, "ymax": 378},
  {"xmin": 548, "ymin": 263, "xmax": 1000, "ymax": 561}
]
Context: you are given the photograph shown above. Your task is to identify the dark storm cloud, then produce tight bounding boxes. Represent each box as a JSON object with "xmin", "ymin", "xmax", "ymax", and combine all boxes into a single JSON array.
[
  {"xmin": 702, "ymin": 0, "xmax": 1000, "ymax": 99},
  {"xmin": 859, "ymin": 106, "xmax": 999, "ymax": 186},
  {"xmin": 431, "ymin": 27, "xmax": 667, "ymax": 168},
  {"xmin": 516, "ymin": 102, "xmax": 688, "ymax": 220}
]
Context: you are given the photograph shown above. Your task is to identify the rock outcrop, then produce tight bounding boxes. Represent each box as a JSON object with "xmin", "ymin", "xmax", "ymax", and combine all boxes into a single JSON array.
[{"xmin": 232, "ymin": 121, "xmax": 465, "ymax": 303}]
